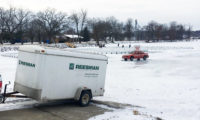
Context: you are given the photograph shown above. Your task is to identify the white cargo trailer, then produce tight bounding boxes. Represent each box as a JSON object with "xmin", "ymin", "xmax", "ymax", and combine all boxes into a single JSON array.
[{"xmin": 13, "ymin": 45, "xmax": 107, "ymax": 106}]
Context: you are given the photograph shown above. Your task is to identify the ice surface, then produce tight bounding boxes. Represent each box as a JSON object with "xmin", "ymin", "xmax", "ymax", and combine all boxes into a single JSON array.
[{"xmin": 93, "ymin": 41, "xmax": 200, "ymax": 120}]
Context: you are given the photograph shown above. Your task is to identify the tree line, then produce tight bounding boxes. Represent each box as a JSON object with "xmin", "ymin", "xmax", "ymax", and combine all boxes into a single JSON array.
[{"xmin": 0, "ymin": 7, "xmax": 192, "ymax": 45}]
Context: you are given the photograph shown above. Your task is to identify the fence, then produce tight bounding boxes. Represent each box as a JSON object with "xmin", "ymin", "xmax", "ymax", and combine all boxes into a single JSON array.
[{"xmin": 0, "ymin": 46, "xmax": 19, "ymax": 58}]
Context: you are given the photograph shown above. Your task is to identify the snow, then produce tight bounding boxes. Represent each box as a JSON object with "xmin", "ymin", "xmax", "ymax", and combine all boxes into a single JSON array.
[
  {"xmin": 1, "ymin": 40, "xmax": 200, "ymax": 120},
  {"xmin": 93, "ymin": 41, "xmax": 200, "ymax": 120},
  {"xmin": 90, "ymin": 107, "xmax": 151, "ymax": 120}
]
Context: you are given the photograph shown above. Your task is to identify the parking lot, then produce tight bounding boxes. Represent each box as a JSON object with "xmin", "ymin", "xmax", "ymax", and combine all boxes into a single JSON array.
[{"xmin": 0, "ymin": 101, "xmax": 110, "ymax": 120}]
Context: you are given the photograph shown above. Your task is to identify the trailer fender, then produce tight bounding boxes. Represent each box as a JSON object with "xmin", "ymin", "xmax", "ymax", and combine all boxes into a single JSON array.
[{"xmin": 74, "ymin": 87, "xmax": 92, "ymax": 101}]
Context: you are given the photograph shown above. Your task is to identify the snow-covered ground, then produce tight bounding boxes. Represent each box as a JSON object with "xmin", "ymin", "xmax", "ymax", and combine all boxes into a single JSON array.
[
  {"xmin": 0, "ymin": 40, "xmax": 200, "ymax": 120},
  {"xmin": 92, "ymin": 41, "xmax": 200, "ymax": 120}
]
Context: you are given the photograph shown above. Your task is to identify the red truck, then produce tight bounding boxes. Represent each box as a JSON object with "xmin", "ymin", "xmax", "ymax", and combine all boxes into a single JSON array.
[{"xmin": 122, "ymin": 50, "xmax": 149, "ymax": 61}]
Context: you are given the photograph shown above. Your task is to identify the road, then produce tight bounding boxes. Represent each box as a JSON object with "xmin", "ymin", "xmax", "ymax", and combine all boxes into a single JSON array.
[{"xmin": 0, "ymin": 101, "xmax": 110, "ymax": 120}]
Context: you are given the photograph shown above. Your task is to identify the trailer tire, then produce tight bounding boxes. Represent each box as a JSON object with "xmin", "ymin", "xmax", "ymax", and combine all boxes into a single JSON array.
[
  {"xmin": 124, "ymin": 58, "xmax": 127, "ymax": 61},
  {"xmin": 79, "ymin": 91, "xmax": 91, "ymax": 107}
]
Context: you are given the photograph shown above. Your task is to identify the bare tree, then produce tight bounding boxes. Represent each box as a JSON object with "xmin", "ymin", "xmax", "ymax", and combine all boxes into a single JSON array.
[
  {"xmin": 88, "ymin": 18, "xmax": 104, "ymax": 45},
  {"xmin": 124, "ymin": 18, "xmax": 133, "ymax": 40},
  {"xmin": 176, "ymin": 24, "xmax": 185, "ymax": 40},
  {"xmin": 80, "ymin": 9, "xmax": 87, "ymax": 34},
  {"xmin": 169, "ymin": 22, "xmax": 177, "ymax": 41},
  {"xmin": 70, "ymin": 9, "xmax": 87, "ymax": 43},
  {"xmin": 2, "ymin": 7, "xmax": 30, "ymax": 44},
  {"xmin": 26, "ymin": 14, "xmax": 37, "ymax": 44},
  {"xmin": 186, "ymin": 26, "xmax": 192, "ymax": 40},
  {"xmin": 155, "ymin": 24, "xmax": 163, "ymax": 41},
  {"xmin": 31, "ymin": 19, "xmax": 47, "ymax": 44},
  {"xmin": 15, "ymin": 9, "xmax": 31, "ymax": 44},
  {"xmin": 104, "ymin": 16, "xmax": 125, "ymax": 42},
  {"xmin": 105, "ymin": 16, "xmax": 116, "ymax": 42},
  {"xmin": 0, "ymin": 6, "xmax": 193, "ymax": 44},
  {"xmin": 0, "ymin": 7, "xmax": 6, "ymax": 44},
  {"xmin": 145, "ymin": 21, "xmax": 158, "ymax": 42},
  {"xmin": 70, "ymin": 12, "xmax": 80, "ymax": 42},
  {"xmin": 37, "ymin": 8, "xmax": 68, "ymax": 43}
]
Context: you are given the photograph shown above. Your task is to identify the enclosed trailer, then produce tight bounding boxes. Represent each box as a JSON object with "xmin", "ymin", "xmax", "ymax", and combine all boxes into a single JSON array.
[{"xmin": 12, "ymin": 45, "xmax": 107, "ymax": 106}]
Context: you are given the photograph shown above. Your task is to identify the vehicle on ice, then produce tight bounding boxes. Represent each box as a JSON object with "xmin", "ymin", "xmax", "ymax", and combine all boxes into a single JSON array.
[
  {"xmin": 0, "ymin": 45, "xmax": 108, "ymax": 106},
  {"xmin": 122, "ymin": 47, "xmax": 149, "ymax": 61}
]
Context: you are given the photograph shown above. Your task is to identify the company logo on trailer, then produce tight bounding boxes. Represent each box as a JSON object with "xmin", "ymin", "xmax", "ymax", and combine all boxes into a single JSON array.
[
  {"xmin": 19, "ymin": 60, "xmax": 35, "ymax": 68},
  {"xmin": 69, "ymin": 63, "xmax": 99, "ymax": 70},
  {"xmin": 69, "ymin": 63, "xmax": 75, "ymax": 70}
]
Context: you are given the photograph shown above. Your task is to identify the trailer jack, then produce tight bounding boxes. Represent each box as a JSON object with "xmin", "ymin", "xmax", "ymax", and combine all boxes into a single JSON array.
[{"xmin": 0, "ymin": 82, "xmax": 27, "ymax": 103}]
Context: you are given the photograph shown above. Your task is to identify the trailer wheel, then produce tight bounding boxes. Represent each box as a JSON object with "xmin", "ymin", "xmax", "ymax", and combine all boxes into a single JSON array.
[
  {"xmin": 79, "ymin": 91, "xmax": 91, "ymax": 107},
  {"xmin": 124, "ymin": 58, "xmax": 127, "ymax": 61}
]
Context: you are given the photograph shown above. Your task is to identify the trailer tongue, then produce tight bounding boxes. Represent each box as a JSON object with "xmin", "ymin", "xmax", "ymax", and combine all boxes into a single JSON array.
[{"xmin": 0, "ymin": 80, "xmax": 27, "ymax": 103}]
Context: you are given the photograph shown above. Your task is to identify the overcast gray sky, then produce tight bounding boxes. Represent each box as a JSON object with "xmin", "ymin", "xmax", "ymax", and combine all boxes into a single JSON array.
[{"xmin": 0, "ymin": 0, "xmax": 199, "ymax": 30}]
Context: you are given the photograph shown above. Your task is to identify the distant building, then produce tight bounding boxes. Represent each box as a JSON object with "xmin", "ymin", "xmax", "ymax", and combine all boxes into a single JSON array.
[
  {"xmin": 56, "ymin": 34, "xmax": 83, "ymax": 43},
  {"xmin": 192, "ymin": 31, "xmax": 200, "ymax": 39}
]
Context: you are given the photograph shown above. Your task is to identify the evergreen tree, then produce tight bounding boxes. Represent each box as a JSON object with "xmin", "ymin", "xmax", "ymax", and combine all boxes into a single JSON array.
[{"xmin": 82, "ymin": 27, "xmax": 90, "ymax": 42}]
